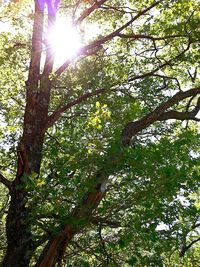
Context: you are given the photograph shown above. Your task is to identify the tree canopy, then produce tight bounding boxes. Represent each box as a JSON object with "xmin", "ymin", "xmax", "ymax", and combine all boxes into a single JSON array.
[{"xmin": 0, "ymin": 0, "xmax": 199, "ymax": 266}]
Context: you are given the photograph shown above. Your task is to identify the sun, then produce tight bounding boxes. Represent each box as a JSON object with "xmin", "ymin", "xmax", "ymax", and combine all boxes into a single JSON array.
[{"xmin": 48, "ymin": 16, "xmax": 82, "ymax": 65}]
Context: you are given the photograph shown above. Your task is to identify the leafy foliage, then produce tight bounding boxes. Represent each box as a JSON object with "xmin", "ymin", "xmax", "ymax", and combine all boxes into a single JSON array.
[{"xmin": 0, "ymin": 0, "xmax": 200, "ymax": 266}]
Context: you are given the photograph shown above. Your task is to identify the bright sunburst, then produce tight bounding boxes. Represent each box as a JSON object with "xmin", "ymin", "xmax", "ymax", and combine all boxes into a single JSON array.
[{"xmin": 48, "ymin": 16, "xmax": 82, "ymax": 64}]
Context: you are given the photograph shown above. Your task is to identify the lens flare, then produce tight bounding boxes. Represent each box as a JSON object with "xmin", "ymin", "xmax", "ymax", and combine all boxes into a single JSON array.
[{"xmin": 48, "ymin": 17, "xmax": 81, "ymax": 64}]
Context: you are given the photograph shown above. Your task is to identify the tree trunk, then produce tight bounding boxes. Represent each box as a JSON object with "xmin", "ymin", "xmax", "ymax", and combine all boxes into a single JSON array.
[
  {"xmin": 2, "ymin": 0, "xmax": 54, "ymax": 265},
  {"xmin": 2, "ymin": 180, "xmax": 33, "ymax": 267},
  {"xmin": 2, "ymin": 88, "xmax": 50, "ymax": 267}
]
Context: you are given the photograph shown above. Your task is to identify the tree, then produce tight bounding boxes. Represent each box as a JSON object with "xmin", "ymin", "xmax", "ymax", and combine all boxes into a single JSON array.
[{"xmin": 0, "ymin": 0, "xmax": 199, "ymax": 266}]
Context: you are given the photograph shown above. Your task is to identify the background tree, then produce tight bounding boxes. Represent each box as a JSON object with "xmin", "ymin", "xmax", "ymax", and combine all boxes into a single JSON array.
[{"xmin": 0, "ymin": 0, "xmax": 199, "ymax": 266}]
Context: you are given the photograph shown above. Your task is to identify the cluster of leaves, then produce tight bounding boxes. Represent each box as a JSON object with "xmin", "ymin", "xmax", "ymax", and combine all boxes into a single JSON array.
[{"xmin": 0, "ymin": 0, "xmax": 200, "ymax": 266}]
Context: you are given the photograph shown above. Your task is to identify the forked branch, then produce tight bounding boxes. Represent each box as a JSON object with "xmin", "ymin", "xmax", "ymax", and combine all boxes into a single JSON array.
[
  {"xmin": 159, "ymin": 97, "xmax": 200, "ymax": 121},
  {"xmin": 122, "ymin": 87, "xmax": 200, "ymax": 145}
]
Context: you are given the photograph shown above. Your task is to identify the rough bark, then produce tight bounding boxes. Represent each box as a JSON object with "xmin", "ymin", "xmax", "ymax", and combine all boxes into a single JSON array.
[
  {"xmin": 36, "ymin": 168, "xmax": 108, "ymax": 266},
  {"xmin": 2, "ymin": 1, "xmax": 49, "ymax": 266},
  {"xmin": 2, "ymin": 180, "xmax": 33, "ymax": 267},
  {"xmin": 2, "ymin": 82, "xmax": 50, "ymax": 267},
  {"xmin": 36, "ymin": 186, "xmax": 106, "ymax": 267}
]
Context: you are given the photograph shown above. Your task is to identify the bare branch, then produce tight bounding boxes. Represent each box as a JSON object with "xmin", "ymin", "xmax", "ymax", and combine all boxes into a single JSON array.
[
  {"xmin": 117, "ymin": 33, "xmax": 186, "ymax": 41},
  {"xmin": 152, "ymin": 74, "xmax": 182, "ymax": 91},
  {"xmin": 159, "ymin": 97, "xmax": 200, "ymax": 121},
  {"xmin": 75, "ymin": 0, "xmax": 107, "ymax": 25},
  {"xmin": 128, "ymin": 40, "xmax": 192, "ymax": 83},
  {"xmin": 160, "ymin": 111, "xmax": 200, "ymax": 122},
  {"xmin": 192, "ymin": 222, "xmax": 200, "ymax": 230},
  {"xmin": 179, "ymin": 220, "xmax": 200, "ymax": 257},
  {"xmin": 102, "ymin": 4, "xmax": 137, "ymax": 14},
  {"xmin": 0, "ymin": 173, "xmax": 11, "ymax": 191},
  {"xmin": 122, "ymin": 87, "xmax": 200, "ymax": 145},
  {"xmin": 180, "ymin": 237, "xmax": 200, "ymax": 257},
  {"xmin": 161, "ymin": 112, "xmax": 200, "ymax": 122}
]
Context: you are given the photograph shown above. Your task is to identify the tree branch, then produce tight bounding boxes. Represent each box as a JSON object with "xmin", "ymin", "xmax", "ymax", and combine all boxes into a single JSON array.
[
  {"xmin": 191, "ymin": 222, "xmax": 200, "ymax": 230},
  {"xmin": 117, "ymin": 33, "xmax": 186, "ymax": 41},
  {"xmin": 48, "ymin": 76, "xmax": 143, "ymax": 130},
  {"xmin": 180, "ymin": 237, "xmax": 200, "ymax": 257},
  {"xmin": 48, "ymin": 41, "xmax": 193, "ymax": 131},
  {"xmin": 45, "ymin": 86, "xmax": 115, "ymax": 130},
  {"xmin": 55, "ymin": 1, "xmax": 160, "ymax": 76},
  {"xmin": 160, "ymin": 111, "xmax": 200, "ymax": 122},
  {"xmin": 159, "ymin": 97, "xmax": 200, "ymax": 121},
  {"xmin": 128, "ymin": 39, "xmax": 192, "ymax": 83},
  {"xmin": 0, "ymin": 173, "xmax": 11, "ymax": 191},
  {"xmin": 91, "ymin": 217, "xmax": 121, "ymax": 228},
  {"xmin": 75, "ymin": 0, "xmax": 107, "ymax": 25},
  {"xmin": 122, "ymin": 87, "xmax": 200, "ymax": 145},
  {"xmin": 37, "ymin": 85, "xmax": 199, "ymax": 266},
  {"xmin": 98, "ymin": 223, "xmax": 110, "ymax": 264}
]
